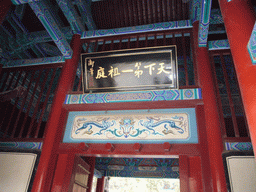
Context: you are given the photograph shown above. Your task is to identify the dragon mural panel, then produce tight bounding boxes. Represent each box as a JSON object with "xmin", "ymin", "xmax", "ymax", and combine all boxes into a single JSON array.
[{"xmin": 71, "ymin": 113, "xmax": 189, "ymax": 141}]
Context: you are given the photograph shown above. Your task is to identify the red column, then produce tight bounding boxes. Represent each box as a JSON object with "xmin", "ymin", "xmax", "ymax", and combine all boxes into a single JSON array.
[
  {"xmin": 31, "ymin": 34, "xmax": 82, "ymax": 192},
  {"xmin": 84, "ymin": 157, "xmax": 96, "ymax": 192},
  {"xmin": 179, "ymin": 155, "xmax": 189, "ymax": 192},
  {"xmin": 193, "ymin": 21, "xmax": 227, "ymax": 192},
  {"xmin": 0, "ymin": 0, "xmax": 12, "ymax": 25},
  {"xmin": 218, "ymin": 0, "xmax": 256, "ymax": 153},
  {"xmin": 51, "ymin": 153, "xmax": 76, "ymax": 192},
  {"xmin": 96, "ymin": 177, "xmax": 105, "ymax": 192}
]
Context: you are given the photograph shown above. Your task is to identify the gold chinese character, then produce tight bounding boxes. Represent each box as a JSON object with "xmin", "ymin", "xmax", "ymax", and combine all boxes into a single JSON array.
[
  {"xmin": 108, "ymin": 66, "xmax": 121, "ymax": 77},
  {"xmin": 144, "ymin": 63, "xmax": 156, "ymax": 75},
  {"xmin": 96, "ymin": 67, "xmax": 107, "ymax": 79},
  {"xmin": 134, "ymin": 62, "xmax": 143, "ymax": 78},
  {"xmin": 89, "ymin": 68, "xmax": 94, "ymax": 76},
  {"xmin": 88, "ymin": 59, "xmax": 94, "ymax": 67},
  {"xmin": 157, "ymin": 63, "xmax": 171, "ymax": 74},
  {"xmin": 121, "ymin": 69, "xmax": 134, "ymax": 73}
]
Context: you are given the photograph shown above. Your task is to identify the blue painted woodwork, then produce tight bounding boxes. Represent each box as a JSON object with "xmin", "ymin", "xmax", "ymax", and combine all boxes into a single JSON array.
[
  {"xmin": 14, "ymin": 4, "xmax": 25, "ymax": 19},
  {"xmin": 4, "ymin": 56, "xmax": 65, "ymax": 67},
  {"xmin": 0, "ymin": 142, "xmax": 43, "ymax": 149},
  {"xmin": 4, "ymin": 0, "xmax": 244, "ymax": 67},
  {"xmin": 225, "ymin": 142, "xmax": 252, "ymax": 150},
  {"xmin": 190, "ymin": 0, "xmax": 201, "ymax": 23},
  {"xmin": 6, "ymin": 12, "xmax": 27, "ymax": 33},
  {"xmin": 11, "ymin": 0, "xmax": 40, "ymax": 4},
  {"xmin": 30, "ymin": 26, "xmax": 73, "ymax": 44},
  {"xmin": 39, "ymin": 43, "xmax": 61, "ymax": 56},
  {"xmin": 56, "ymin": 0, "xmax": 85, "ymax": 35},
  {"xmin": 208, "ymin": 39, "xmax": 230, "ymax": 50},
  {"xmin": 82, "ymin": 20, "xmax": 192, "ymax": 39},
  {"xmin": 199, "ymin": 0, "xmax": 212, "ymax": 47},
  {"xmin": 248, "ymin": 21, "xmax": 256, "ymax": 64},
  {"xmin": 74, "ymin": 0, "xmax": 97, "ymax": 30},
  {"xmin": 29, "ymin": 1, "xmax": 73, "ymax": 59},
  {"xmin": 95, "ymin": 157, "xmax": 179, "ymax": 179},
  {"xmin": 65, "ymin": 89, "xmax": 202, "ymax": 104},
  {"xmin": 210, "ymin": 9, "xmax": 223, "ymax": 24}
]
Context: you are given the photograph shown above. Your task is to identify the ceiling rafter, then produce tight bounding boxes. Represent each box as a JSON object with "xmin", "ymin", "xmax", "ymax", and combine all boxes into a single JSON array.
[
  {"xmin": 74, "ymin": 0, "xmax": 97, "ymax": 30},
  {"xmin": 29, "ymin": 1, "xmax": 73, "ymax": 58},
  {"xmin": 56, "ymin": 0, "xmax": 85, "ymax": 34}
]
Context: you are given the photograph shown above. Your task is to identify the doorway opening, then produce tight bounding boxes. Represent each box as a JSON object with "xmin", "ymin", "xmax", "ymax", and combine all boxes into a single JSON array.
[
  {"xmin": 89, "ymin": 156, "xmax": 180, "ymax": 192},
  {"xmin": 105, "ymin": 177, "xmax": 180, "ymax": 192}
]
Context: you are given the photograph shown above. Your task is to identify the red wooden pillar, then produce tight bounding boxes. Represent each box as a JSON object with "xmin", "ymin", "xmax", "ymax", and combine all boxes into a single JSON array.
[
  {"xmin": 96, "ymin": 177, "xmax": 105, "ymax": 192},
  {"xmin": 0, "ymin": 0, "xmax": 12, "ymax": 25},
  {"xmin": 51, "ymin": 153, "xmax": 76, "ymax": 192},
  {"xmin": 193, "ymin": 21, "xmax": 227, "ymax": 192},
  {"xmin": 31, "ymin": 34, "xmax": 82, "ymax": 192},
  {"xmin": 218, "ymin": 0, "xmax": 256, "ymax": 153},
  {"xmin": 84, "ymin": 157, "xmax": 96, "ymax": 192},
  {"xmin": 179, "ymin": 155, "xmax": 189, "ymax": 192}
]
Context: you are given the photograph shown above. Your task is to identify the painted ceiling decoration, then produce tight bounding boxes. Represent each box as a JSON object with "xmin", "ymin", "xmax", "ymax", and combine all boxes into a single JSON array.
[
  {"xmin": 0, "ymin": 0, "xmax": 254, "ymax": 67},
  {"xmin": 94, "ymin": 157, "xmax": 179, "ymax": 178}
]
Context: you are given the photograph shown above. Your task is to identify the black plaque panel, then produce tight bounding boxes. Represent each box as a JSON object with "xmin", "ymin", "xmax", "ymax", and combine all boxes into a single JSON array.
[{"xmin": 81, "ymin": 46, "xmax": 178, "ymax": 93}]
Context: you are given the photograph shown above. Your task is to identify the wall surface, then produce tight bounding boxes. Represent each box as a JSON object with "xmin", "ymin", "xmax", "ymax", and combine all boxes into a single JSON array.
[{"xmin": 0, "ymin": 152, "xmax": 38, "ymax": 192}]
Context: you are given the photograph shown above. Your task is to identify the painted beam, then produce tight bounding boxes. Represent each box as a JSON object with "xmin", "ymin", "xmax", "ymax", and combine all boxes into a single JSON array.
[
  {"xmin": 10, "ymin": 11, "xmax": 28, "ymax": 33},
  {"xmin": 0, "ymin": 142, "xmax": 43, "ymax": 149},
  {"xmin": 9, "ymin": 43, "xmax": 32, "ymax": 57},
  {"xmin": 33, "ymin": 44, "xmax": 48, "ymax": 57},
  {"xmin": 248, "ymin": 21, "xmax": 256, "ymax": 64},
  {"xmin": 1, "ymin": 26, "xmax": 70, "ymax": 61},
  {"xmin": 14, "ymin": 4, "xmax": 26, "ymax": 19},
  {"xmin": 1, "ymin": 17, "xmax": 33, "ymax": 59},
  {"xmin": 65, "ymin": 89, "xmax": 202, "ymax": 104},
  {"xmin": 190, "ymin": 0, "xmax": 201, "ymax": 23},
  {"xmin": 11, "ymin": 0, "xmax": 39, "ymax": 5},
  {"xmin": 210, "ymin": 9, "xmax": 223, "ymax": 25},
  {"xmin": 198, "ymin": 0, "xmax": 212, "ymax": 47},
  {"xmin": 39, "ymin": 43, "xmax": 62, "ymax": 56},
  {"xmin": 9, "ymin": 1, "xmax": 72, "ymax": 59},
  {"xmin": 82, "ymin": 20, "xmax": 192, "ymax": 39},
  {"xmin": 29, "ymin": 1, "xmax": 73, "ymax": 59},
  {"xmin": 74, "ymin": 0, "xmax": 97, "ymax": 30},
  {"xmin": 3, "ymin": 56, "xmax": 65, "ymax": 67},
  {"xmin": 5, "ymin": 12, "xmax": 25, "ymax": 33},
  {"xmin": 56, "ymin": 0, "xmax": 85, "ymax": 34},
  {"xmin": 29, "ymin": 26, "xmax": 73, "ymax": 43},
  {"xmin": 208, "ymin": 39, "xmax": 230, "ymax": 50}
]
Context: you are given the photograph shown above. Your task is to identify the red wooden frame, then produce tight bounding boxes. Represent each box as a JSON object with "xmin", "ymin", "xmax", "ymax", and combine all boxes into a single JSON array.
[
  {"xmin": 209, "ymin": 50, "xmax": 250, "ymax": 141},
  {"xmin": 193, "ymin": 21, "xmax": 227, "ymax": 191},
  {"xmin": 0, "ymin": 64, "xmax": 63, "ymax": 140}
]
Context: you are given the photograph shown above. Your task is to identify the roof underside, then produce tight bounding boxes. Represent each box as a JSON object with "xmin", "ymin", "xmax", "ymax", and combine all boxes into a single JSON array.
[{"xmin": 0, "ymin": 0, "xmax": 254, "ymax": 66}]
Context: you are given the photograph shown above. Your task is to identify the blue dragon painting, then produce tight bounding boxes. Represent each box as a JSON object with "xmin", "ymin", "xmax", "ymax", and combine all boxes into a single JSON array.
[
  {"xmin": 74, "ymin": 116, "xmax": 185, "ymax": 138},
  {"xmin": 139, "ymin": 117, "xmax": 184, "ymax": 135},
  {"xmin": 75, "ymin": 118, "xmax": 115, "ymax": 135}
]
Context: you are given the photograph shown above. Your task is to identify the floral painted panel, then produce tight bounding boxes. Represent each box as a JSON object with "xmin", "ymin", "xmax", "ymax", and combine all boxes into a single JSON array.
[{"xmin": 63, "ymin": 108, "xmax": 198, "ymax": 144}]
